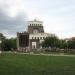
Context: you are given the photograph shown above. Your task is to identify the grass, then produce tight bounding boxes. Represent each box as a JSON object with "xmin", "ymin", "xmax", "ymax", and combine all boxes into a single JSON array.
[{"xmin": 0, "ymin": 53, "xmax": 75, "ymax": 75}]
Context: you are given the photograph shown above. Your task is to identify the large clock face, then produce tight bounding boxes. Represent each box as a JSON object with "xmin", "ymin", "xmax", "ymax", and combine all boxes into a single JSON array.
[{"xmin": 33, "ymin": 29, "xmax": 38, "ymax": 34}]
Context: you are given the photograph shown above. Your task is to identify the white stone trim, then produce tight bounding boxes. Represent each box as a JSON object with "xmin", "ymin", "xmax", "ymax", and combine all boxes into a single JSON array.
[{"xmin": 29, "ymin": 33, "xmax": 55, "ymax": 40}]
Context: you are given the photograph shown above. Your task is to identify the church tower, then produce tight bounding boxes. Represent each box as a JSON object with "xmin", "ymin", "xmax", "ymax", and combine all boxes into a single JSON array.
[{"xmin": 28, "ymin": 19, "xmax": 44, "ymax": 34}]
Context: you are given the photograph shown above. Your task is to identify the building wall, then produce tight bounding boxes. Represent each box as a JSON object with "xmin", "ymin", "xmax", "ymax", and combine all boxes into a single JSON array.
[
  {"xmin": 28, "ymin": 25, "xmax": 44, "ymax": 34},
  {"xmin": 17, "ymin": 32, "xmax": 29, "ymax": 51},
  {"xmin": 17, "ymin": 19, "xmax": 56, "ymax": 51},
  {"xmin": 28, "ymin": 19, "xmax": 44, "ymax": 33},
  {"xmin": 29, "ymin": 33, "xmax": 55, "ymax": 49},
  {"xmin": 29, "ymin": 33, "xmax": 55, "ymax": 40}
]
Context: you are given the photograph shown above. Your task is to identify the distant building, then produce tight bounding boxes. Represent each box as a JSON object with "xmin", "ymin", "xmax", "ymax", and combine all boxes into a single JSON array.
[{"xmin": 17, "ymin": 19, "xmax": 55, "ymax": 51}]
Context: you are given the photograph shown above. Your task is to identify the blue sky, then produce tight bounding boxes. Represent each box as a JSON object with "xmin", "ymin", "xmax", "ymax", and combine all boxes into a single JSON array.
[{"xmin": 0, "ymin": 0, "xmax": 75, "ymax": 38}]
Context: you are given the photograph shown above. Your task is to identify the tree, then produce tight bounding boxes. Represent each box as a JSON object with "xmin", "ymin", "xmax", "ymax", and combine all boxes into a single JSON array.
[
  {"xmin": 2, "ymin": 38, "xmax": 17, "ymax": 51},
  {"xmin": 59, "ymin": 39, "xmax": 68, "ymax": 49},
  {"xmin": 0, "ymin": 33, "xmax": 6, "ymax": 50},
  {"xmin": 41, "ymin": 36, "xmax": 60, "ymax": 48},
  {"xmin": 68, "ymin": 39, "xmax": 75, "ymax": 49},
  {"xmin": 0, "ymin": 33, "xmax": 6, "ymax": 42}
]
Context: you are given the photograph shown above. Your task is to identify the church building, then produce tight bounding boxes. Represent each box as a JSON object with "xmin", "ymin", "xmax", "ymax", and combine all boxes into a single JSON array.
[{"xmin": 17, "ymin": 19, "xmax": 55, "ymax": 51}]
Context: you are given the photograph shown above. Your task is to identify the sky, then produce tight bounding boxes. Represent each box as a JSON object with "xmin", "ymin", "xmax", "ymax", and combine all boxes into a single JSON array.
[{"xmin": 0, "ymin": 0, "xmax": 75, "ymax": 39}]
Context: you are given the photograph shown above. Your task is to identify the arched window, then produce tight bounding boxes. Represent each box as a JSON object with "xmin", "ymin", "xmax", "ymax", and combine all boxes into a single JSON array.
[
  {"xmin": 34, "ymin": 24, "xmax": 35, "ymax": 26},
  {"xmin": 40, "ymin": 37, "xmax": 42, "ymax": 39},
  {"xmin": 35, "ymin": 37, "xmax": 36, "ymax": 39},
  {"xmin": 43, "ymin": 37, "xmax": 45, "ymax": 39},
  {"xmin": 36, "ymin": 24, "xmax": 37, "ymax": 26},
  {"xmin": 38, "ymin": 37, "xmax": 39, "ymax": 39},
  {"xmin": 38, "ymin": 24, "xmax": 39, "ymax": 26},
  {"xmin": 30, "ymin": 24, "xmax": 31, "ymax": 26}
]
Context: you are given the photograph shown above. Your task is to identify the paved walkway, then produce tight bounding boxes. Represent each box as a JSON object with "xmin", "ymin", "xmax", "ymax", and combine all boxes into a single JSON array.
[
  {"xmin": 16, "ymin": 52, "xmax": 75, "ymax": 57},
  {"xmin": 1, "ymin": 51, "xmax": 75, "ymax": 57}
]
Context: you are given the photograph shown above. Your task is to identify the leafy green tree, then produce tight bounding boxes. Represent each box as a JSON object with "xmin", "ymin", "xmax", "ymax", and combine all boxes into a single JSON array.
[
  {"xmin": 68, "ymin": 39, "xmax": 75, "ymax": 49},
  {"xmin": 0, "ymin": 33, "xmax": 6, "ymax": 42},
  {"xmin": 59, "ymin": 39, "xmax": 68, "ymax": 49},
  {"xmin": 2, "ymin": 38, "xmax": 17, "ymax": 51},
  {"xmin": 41, "ymin": 36, "xmax": 60, "ymax": 48},
  {"xmin": 0, "ymin": 33, "xmax": 6, "ymax": 50}
]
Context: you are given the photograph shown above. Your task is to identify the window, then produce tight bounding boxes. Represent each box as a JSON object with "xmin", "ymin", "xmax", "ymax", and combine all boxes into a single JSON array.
[
  {"xmin": 40, "ymin": 24, "xmax": 41, "ymax": 26},
  {"xmin": 38, "ymin": 24, "xmax": 39, "ymax": 26},
  {"xmin": 30, "ymin": 24, "xmax": 31, "ymax": 26},
  {"xmin": 34, "ymin": 24, "xmax": 35, "ymax": 26},
  {"xmin": 35, "ymin": 37, "xmax": 36, "ymax": 39},
  {"xmin": 38, "ymin": 37, "xmax": 39, "ymax": 39},
  {"xmin": 40, "ymin": 37, "xmax": 42, "ymax": 39},
  {"xmin": 43, "ymin": 37, "xmax": 44, "ymax": 39}
]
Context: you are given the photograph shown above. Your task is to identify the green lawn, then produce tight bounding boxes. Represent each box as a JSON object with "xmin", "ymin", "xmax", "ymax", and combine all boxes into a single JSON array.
[{"xmin": 0, "ymin": 53, "xmax": 75, "ymax": 75}]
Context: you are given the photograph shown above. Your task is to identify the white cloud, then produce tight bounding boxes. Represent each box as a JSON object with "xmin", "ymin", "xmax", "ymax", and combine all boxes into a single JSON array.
[{"xmin": 0, "ymin": 0, "xmax": 75, "ymax": 38}]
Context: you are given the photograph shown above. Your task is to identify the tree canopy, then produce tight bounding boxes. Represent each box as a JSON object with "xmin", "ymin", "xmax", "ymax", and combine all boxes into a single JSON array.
[
  {"xmin": 1, "ymin": 38, "xmax": 17, "ymax": 51},
  {"xmin": 41, "ymin": 36, "xmax": 60, "ymax": 48}
]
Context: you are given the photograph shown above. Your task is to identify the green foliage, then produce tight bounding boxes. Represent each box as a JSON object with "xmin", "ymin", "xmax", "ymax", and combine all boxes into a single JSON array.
[
  {"xmin": 0, "ymin": 33, "xmax": 6, "ymax": 41},
  {"xmin": 59, "ymin": 39, "xmax": 67, "ymax": 49},
  {"xmin": 41, "ymin": 37, "xmax": 75, "ymax": 49},
  {"xmin": 2, "ymin": 38, "xmax": 17, "ymax": 51},
  {"xmin": 41, "ymin": 36, "xmax": 60, "ymax": 48},
  {"xmin": 68, "ymin": 39, "xmax": 75, "ymax": 49}
]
